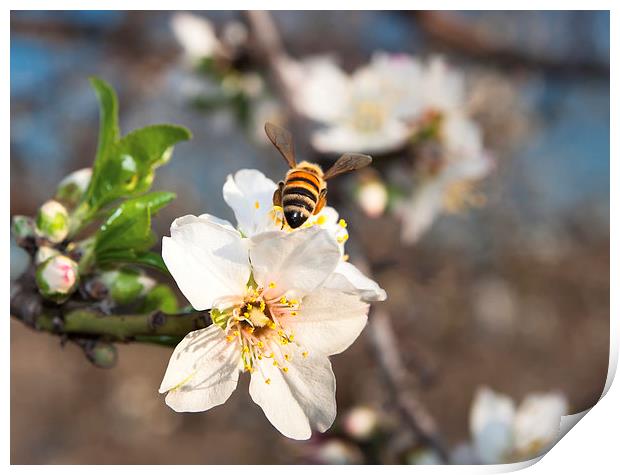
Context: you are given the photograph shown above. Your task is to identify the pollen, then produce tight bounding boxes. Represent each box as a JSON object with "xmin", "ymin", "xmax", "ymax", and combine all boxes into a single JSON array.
[
  {"xmin": 233, "ymin": 331, "xmax": 240, "ymax": 337},
  {"xmin": 337, "ymin": 234, "xmax": 349, "ymax": 244},
  {"xmin": 316, "ymin": 215, "xmax": 327, "ymax": 225},
  {"xmin": 302, "ymin": 351, "xmax": 309, "ymax": 358},
  {"xmin": 226, "ymin": 335, "xmax": 235, "ymax": 342},
  {"xmin": 289, "ymin": 299, "xmax": 298, "ymax": 305},
  {"xmin": 290, "ymin": 311, "xmax": 298, "ymax": 317},
  {"xmin": 273, "ymin": 361, "xmax": 278, "ymax": 367},
  {"xmin": 284, "ymin": 354, "xmax": 291, "ymax": 361},
  {"xmin": 279, "ymin": 296, "xmax": 288, "ymax": 305},
  {"xmin": 265, "ymin": 378, "xmax": 271, "ymax": 385},
  {"xmin": 338, "ymin": 218, "xmax": 347, "ymax": 228},
  {"xmin": 282, "ymin": 367, "xmax": 289, "ymax": 373},
  {"xmin": 254, "ymin": 201, "xmax": 260, "ymax": 209},
  {"xmin": 269, "ymin": 281, "xmax": 276, "ymax": 289}
]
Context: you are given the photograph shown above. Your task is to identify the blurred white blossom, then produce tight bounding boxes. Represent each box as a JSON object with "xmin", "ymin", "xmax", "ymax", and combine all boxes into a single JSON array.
[
  {"xmin": 282, "ymin": 53, "xmax": 425, "ymax": 154},
  {"xmin": 313, "ymin": 439, "xmax": 364, "ymax": 464},
  {"xmin": 170, "ymin": 13, "xmax": 223, "ymax": 64},
  {"xmin": 469, "ymin": 386, "xmax": 568, "ymax": 463},
  {"xmin": 398, "ymin": 113, "xmax": 493, "ymax": 244},
  {"xmin": 342, "ymin": 405, "xmax": 379, "ymax": 440}
]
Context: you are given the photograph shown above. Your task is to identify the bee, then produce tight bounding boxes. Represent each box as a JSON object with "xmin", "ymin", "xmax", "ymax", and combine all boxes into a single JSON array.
[{"xmin": 265, "ymin": 122, "xmax": 372, "ymax": 229}]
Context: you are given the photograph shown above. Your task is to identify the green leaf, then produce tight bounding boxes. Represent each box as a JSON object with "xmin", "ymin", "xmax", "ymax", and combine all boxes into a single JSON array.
[
  {"xmin": 96, "ymin": 250, "xmax": 168, "ymax": 274},
  {"xmin": 89, "ymin": 77, "xmax": 120, "ymax": 174},
  {"xmin": 83, "ymin": 78, "xmax": 192, "ymax": 212},
  {"xmin": 138, "ymin": 284, "xmax": 179, "ymax": 314},
  {"xmin": 94, "ymin": 192, "xmax": 174, "ymax": 264}
]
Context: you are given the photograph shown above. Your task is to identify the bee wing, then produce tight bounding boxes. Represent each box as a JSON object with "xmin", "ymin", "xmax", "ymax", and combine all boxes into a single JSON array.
[
  {"xmin": 323, "ymin": 153, "xmax": 372, "ymax": 180},
  {"xmin": 265, "ymin": 122, "xmax": 296, "ymax": 168}
]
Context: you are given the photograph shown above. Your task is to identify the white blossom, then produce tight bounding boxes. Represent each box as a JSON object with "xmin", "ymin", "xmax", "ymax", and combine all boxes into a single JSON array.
[
  {"xmin": 160, "ymin": 221, "xmax": 372, "ymax": 440},
  {"xmin": 469, "ymin": 386, "xmax": 568, "ymax": 463}
]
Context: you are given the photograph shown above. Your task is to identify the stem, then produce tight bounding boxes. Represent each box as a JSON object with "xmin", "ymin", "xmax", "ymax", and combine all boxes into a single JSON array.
[{"xmin": 11, "ymin": 277, "xmax": 210, "ymax": 344}]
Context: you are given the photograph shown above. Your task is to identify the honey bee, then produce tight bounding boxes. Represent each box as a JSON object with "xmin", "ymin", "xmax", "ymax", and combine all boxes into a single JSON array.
[{"xmin": 265, "ymin": 122, "xmax": 372, "ymax": 229}]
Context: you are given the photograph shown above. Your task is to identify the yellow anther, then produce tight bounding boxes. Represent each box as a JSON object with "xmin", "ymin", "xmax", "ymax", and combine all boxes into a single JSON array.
[
  {"xmin": 290, "ymin": 311, "xmax": 298, "ymax": 317},
  {"xmin": 284, "ymin": 354, "xmax": 291, "ymax": 361},
  {"xmin": 343, "ymin": 254, "xmax": 350, "ymax": 262},
  {"xmin": 259, "ymin": 301, "xmax": 266, "ymax": 311},
  {"xmin": 289, "ymin": 299, "xmax": 298, "ymax": 305},
  {"xmin": 280, "ymin": 338, "xmax": 288, "ymax": 345},
  {"xmin": 265, "ymin": 378, "xmax": 271, "ymax": 385},
  {"xmin": 243, "ymin": 346, "xmax": 250, "ymax": 353},
  {"xmin": 273, "ymin": 361, "xmax": 278, "ymax": 367},
  {"xmin": 268, "ymin": 321, "xmax": 276, "ymax": 329},
  {"xmin": 282, "ymin": 367, "xmax": 289, "ymax": 373},
  {"xmin": 258, "ymin": 355, "xmax": 263, "ymax": 360},
  {"xmin": 337, "ymin": 234, "xmax": 349, "ymax": 244},
  {"xmin": 316, "ymin": 215, "xmax": 327, "ymax": 225},
  {"xmin": 288, "ymin": 334, "xmax": 295, "ymax": 342},
  {"xmin": 269, "ymin": 352, "xmax": 274, "ymax": 358},
  {"xmin": 247, "ymin": 304, "xmax": 252, "ymax": 310},
  {"xmin": 279, "ymin": 296, "xmax": 287, "ymax": 304},
  {"xmin": 269, "ymin": 281, "xmax": 276, "ymax": 289},
  {"xmin": 302, "ymin": 351, "xmax": 309, "ymax": 358},
  {"xmin": 244, "ymin": 312, "xmax": 250, "ymax": 318},
  {"xmin": 338, "ymin": 218, "xmax": 347, "ymax": 228},
  {"xmin": 258, "ymin": 341, "xmax": 265, "ymax": 349},
  {"xmin": 254, "ymin": 201, "xmax": 260, "ymax": 209},
  {"xmin": 277, "ymin": 330, "xmax": 284, "ymax": 336},
  {"xmin": 226, "ymin": 335, "xmax": 235, "ymax": 342},
  {"xmin": 248, "ymin": 327, "xmax": 255, "ymax": 333},
  {"xmin": 233, "ymin": 331, "xmax": 240, "ymax": 337}
]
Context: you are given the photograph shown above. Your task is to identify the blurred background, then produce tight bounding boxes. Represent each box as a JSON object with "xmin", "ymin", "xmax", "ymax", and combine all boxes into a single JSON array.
[{"xmin": 10, "ymin": 11, "xmax": 609, "ymax": 464}]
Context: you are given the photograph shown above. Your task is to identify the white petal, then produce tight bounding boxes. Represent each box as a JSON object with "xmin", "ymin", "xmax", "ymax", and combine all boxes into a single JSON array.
[
  {"xmin": 312, "ymin": 119, "xmax": 410, "ymax": 155},
  {"xmin": 470, "ymin": 386, "xmax": 516, "ymax": 464},
  {"xmin": 421, "ymin": 56, "xmax": 466, "ymax": 113},
  {"xmin": 513, "ymin": 393, "xmax": 568, "ymax": 455},
  {"xmin": 159, "ymin": 325, "xmax": 242, "ymax": 412},
  {"xmin": 196, "ymin": 213, "xmax": 237, "ymax": 233},
  {"xmin": 398, "ymin": 180, "xmax": 444, "ymax": 244},
  {"xmin": 222, "ymin": 169, "xmax": 279, "ymax": 237},
  {"xmin": 287, "ymin": 288, "xmax": 369, "ymax": 356},
  {"xmin": 324, "ymin": 261, "xmax": 387, "ymax": 302},
  {"xmin": 162, "ymin": 215, "xmax": 249, "ymax": 310},
  {"xmin": 250, "ymin": 227, "xmax": 341, "ymax": 295},
  {"xmin": 249, "ymin": 347, "xmax": 336, "ymax": 440}
]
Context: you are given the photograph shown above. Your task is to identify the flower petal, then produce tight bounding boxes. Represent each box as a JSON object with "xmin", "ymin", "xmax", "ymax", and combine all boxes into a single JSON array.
[
  {"xmin": 249, "ymin": 346, "xmax": 336, "ymax": 440},
  {"xmin": 196, "ymin": 213, "xmax": 237, "ymax": 232},
  {"xmin": 162, "ymin": 215, "xmax": 250, "ymax": 310},
  {"xmin": 250, "ymin": 226, "xmax": 341, "ymax": 295},
  {"xmin": 513, "ymin": 392, "xmax": 568, "ymax": 456},
  {"xmin": 286, "ymin": 287, "xmax": 369, "ymax": 356},
  {"xmin": 324, "ymin": 261, "xmax": 387, "ymax": 302},
  {"xmin": 222, "ymin": 169, "xmax": 279, "ymax": 237},
  {"xmin": 160, "ymin": 325, "xmax": 242, "ymax": 412},
  {"xmin": 470, "ymin": 386, "xmax": 516, "ymax": 464},
  {"xmin": 398, "ymin": 180, "xmax": 444, "ymax": 244}
]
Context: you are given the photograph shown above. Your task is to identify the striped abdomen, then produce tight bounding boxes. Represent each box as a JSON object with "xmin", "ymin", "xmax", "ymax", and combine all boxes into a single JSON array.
[{"xmin": 282, "ymin": 168, "xmax": 323, "ymax": 229}]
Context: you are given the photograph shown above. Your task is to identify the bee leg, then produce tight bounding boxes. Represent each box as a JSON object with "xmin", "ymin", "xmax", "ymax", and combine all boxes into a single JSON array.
[
  {"xmin": 313, "ymin": 189, "xmax": 327, "ymax": 215},
  {"xmin": 273, "ymin": 181, "xmax": 284, "ymax": 207}
]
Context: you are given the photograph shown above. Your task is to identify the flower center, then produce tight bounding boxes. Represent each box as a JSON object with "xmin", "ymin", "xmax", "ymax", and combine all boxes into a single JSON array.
[
  {"xmin": 212, "ymin": 284, "xmax": 308, "ymax": 383},
  {"xmin": 350, "ymin": 100, "xmax": 387, "ymax": 133}
]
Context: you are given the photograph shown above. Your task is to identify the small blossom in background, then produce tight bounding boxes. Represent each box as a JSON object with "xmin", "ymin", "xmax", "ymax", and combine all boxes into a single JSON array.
[
  {"xmin": 342, "ymin": 405, "xmax": 379, "ymax": 441},
  {"xmin": 170, "ymin": 12, "xmax": 224, "ymax": 65},
  {"xmin": 468, "ymin": 386, "xmax": 568, "ymax": 464},
  {"xmin": 313, "ymin": 439, "xmax": 364, "ymax": 464},
  {"xmin": 355, "ymin": 171, "xmax": 389, "ymax": 218}
]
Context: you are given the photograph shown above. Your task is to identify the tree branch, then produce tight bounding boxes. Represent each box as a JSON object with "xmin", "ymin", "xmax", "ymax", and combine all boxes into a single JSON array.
[{"xmin": 10, "ymin": 276, "xmax": 210, "ymax": 344}]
